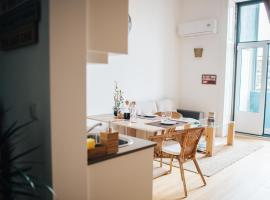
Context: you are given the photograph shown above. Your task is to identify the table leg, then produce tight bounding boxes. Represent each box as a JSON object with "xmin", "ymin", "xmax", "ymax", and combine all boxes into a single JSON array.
[
  {"xmin": 227, "ymin": 121, "xmax": 235, "ymax": 146},
  {"xmin": 206, "ymin": 127, "xmax": 215, "ymax": 157}
]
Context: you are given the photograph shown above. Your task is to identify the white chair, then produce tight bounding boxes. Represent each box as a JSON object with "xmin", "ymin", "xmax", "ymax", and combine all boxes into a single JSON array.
[
  {"xmin": 156, "ymin": 99, "xmax": 176, "ymax": 112},
  {"xmin": 136, "ymin": 101, "xmax": 158, "ymax": 115}
]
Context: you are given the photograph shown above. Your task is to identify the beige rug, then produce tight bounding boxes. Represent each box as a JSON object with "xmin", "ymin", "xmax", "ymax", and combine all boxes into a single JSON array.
[{"xmin": 159, "ymin": 138, "xmax": 263, "ymax": 177}]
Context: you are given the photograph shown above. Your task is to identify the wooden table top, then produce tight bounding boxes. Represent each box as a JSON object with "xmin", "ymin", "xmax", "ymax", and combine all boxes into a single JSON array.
[{"xmin": 87, "ymin": 114, "xmax": 200, "ymax": 133}]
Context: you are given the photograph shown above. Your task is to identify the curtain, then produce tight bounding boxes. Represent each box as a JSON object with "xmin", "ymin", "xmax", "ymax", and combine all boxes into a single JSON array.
[{"xmin": 264, "ymin": 0, "xmax": 270, "ymax": 21}]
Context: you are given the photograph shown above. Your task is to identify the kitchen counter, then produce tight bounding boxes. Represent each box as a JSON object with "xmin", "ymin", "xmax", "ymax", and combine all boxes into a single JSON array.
[
  {"xmin": 87, "ymin": 135, "xmax": 155, "ymax": 200},
  {"xmin": 88, "ymin": 134, "xmax": 156, "ymax": 165}
]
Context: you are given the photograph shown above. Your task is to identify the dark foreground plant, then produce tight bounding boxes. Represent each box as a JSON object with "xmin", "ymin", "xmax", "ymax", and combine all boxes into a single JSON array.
[{"xmin": 0, "ymin": 105, "xmax": 55, "ymax": 199}]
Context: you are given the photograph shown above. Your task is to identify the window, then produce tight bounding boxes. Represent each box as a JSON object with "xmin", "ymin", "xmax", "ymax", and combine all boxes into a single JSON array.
[{"xmin": 238, "ymin": 2, "xmax": 270, "ymax": 42}]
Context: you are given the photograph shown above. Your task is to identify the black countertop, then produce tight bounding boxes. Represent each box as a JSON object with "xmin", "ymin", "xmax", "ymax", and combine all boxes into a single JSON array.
[{"xmin": 88, "ymin": 135, "xmax": 156, "ymax": 165}]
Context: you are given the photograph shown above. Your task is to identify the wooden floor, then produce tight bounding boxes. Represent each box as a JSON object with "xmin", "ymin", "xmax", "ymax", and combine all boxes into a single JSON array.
[{"xmin": 153, "ymin": 135, "xmax": 270, "ymax": 200}]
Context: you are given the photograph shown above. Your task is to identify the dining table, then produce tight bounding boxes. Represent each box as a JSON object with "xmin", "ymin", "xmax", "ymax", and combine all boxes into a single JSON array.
[
  {"xmin": 87, "ymin": 114, "xmax": 200, "ymax": 138},
  {"xmin": 87, "ymin": 114, "xmax": 235, "ymax": 157}
]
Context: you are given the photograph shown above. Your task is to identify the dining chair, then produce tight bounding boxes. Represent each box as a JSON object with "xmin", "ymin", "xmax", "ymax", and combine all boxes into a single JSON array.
[
  {"xmin": 155, "ymin": 111, "xmax": 182, "ymax": 119},
  {"xmin": 162, "ymin": 127, "xmax": 206, "ymax": 197},
  {"xmin": 148, "ymin": 127, "xmax": 176, "ymax": 167}
]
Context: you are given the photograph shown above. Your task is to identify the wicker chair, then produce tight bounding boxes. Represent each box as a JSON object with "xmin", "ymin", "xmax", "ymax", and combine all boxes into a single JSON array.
[
  {"xmin": 155, "ymin": 111, "xmax": 182, "ymax": 119},
  {"xmin": 162, "ymin": 127, "xmax": 206, "ymax": 197},
  {"xmin": 148, "ymin": 127, "xmax": 176, "ymax": 167}
]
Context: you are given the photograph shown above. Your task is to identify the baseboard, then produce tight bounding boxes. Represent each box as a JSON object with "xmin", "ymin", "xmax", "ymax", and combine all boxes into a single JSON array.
[{"xmin": 236, "ymin": 132, "xmax": 270, "ymax": 141}]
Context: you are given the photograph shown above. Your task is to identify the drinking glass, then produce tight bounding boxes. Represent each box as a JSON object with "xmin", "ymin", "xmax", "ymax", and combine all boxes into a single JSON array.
[
  {"xmin": 165, "ymin": 111, "xmax": 172, "ymax": 121},
  {"xmin": 161, "ymin": 112, "xmax": 166, "ymax": 122}
]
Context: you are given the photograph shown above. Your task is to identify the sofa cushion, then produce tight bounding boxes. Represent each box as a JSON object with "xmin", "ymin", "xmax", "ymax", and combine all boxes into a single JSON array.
[{"xmin": 176, "ymin": 109, "xmax": 204, "ymax": 120}]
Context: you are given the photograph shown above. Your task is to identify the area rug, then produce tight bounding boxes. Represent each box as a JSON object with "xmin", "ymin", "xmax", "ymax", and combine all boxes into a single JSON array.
[{"xmin": 159, "ymin": 138, "xmax": 263, "ymax": 177}]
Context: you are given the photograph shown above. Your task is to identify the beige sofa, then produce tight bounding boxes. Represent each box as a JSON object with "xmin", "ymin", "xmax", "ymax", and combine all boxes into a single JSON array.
[{"xmin": 136, "ymin": 99, "xmax": 176, "ymax": 115}]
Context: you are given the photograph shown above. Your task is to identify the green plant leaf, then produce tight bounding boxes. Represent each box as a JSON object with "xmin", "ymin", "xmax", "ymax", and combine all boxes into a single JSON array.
[
  {"xmin": 10, "ymin": 166, "xmax": 32, "ymax": 175},
  {"xmin": 5, "ymin": 120, "xmax": 35, "ymax": 140},
  {"xmin": 6, "ymin": 135, "xmax": 33, "ymax": 154},
  {"xmin": 0, "ymin": 121, "xmax": 17, "ymax": 147},
  {"xmin": 13, "ymin": 161, "xmax": 43, "ymax": 165},
  {"xmin": 16, "ymin": 168, "xmax": 36, "ymax": 188},
  {"xmin": 9, "ymin": 189, "xmax": 39, "ymax": 198},
  {"xmin": 9, "ymin": 146, "xmax": 40, "ymax": 162},
  {"xmin": 30, "ymin": 178, "xmax": 56, "ymax": 197},
  {"xmin": 2, "ymin": 121, "xmax": 17, "ymax": 137},
  {"xmin": 11, "ymin": 180, "xmax": 34, "ymax": 188}
]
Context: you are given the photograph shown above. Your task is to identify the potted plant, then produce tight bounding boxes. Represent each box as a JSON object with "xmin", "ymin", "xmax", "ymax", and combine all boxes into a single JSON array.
[
  {"xmin": 113, "ymin": 81, "xmax": 124, "ymax": 116},
  {"xmin": 0, "ymin": 104, "xmax": 55, "ymax": 200}
]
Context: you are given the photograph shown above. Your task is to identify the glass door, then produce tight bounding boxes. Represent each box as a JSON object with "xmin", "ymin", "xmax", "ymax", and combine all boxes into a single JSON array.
[
  {"xmin": 264, "ymin": 45, "xmax": 270, "ymax": 135},
  {"xmin": 234, "ymin": 1, "xmax": 270, "ymax": 136},
  {"xmin": 234, "ymin": 42, "xmax": 269, "ymax": 135}
]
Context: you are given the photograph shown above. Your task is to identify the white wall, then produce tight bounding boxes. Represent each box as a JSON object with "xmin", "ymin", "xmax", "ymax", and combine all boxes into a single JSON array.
[
  {"xmin": 87, "ymin": 0, "xmax": 182, "ymax": 116},
  {"xmin": 178, "ymin": 0, "xmax": 232, "ymax": 136},
  {"xmin": 87, "ymin": 0, "xmax": 235, "ymax": 136}
]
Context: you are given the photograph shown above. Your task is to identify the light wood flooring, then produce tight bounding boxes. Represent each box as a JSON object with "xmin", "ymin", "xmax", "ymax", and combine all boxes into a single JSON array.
[{"xmin": 153, "ymin": 135, "xmax": 270, "ymax": 200}]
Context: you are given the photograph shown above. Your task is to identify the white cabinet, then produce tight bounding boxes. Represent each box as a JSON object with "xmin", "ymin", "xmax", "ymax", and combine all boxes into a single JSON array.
[
  {"xmin": 87, "ymin": 148, "xmax": 154, "ymax": 200},
  {"xmin": 87, "ymin": 0, "xmax": 129, "ymax": 56},
  {"xmin": 87, "ymin": 51, "xmax": 108, "ymax": 64}
]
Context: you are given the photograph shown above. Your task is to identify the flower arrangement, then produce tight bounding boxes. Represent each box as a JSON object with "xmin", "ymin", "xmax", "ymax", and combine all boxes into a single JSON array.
[{"xmin": 113, "ymin": 81, "xmax": 124, "ymax": 116}]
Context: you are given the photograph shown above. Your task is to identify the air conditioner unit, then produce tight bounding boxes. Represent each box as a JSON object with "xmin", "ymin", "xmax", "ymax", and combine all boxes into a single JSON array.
[{"xmin": 178, "ymin": 19, "xmax": 217, "ymax": 37}]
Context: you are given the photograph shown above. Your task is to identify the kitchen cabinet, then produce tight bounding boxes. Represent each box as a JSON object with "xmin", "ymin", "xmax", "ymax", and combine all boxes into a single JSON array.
[
  {"xmin": 87, "ymin": 0, "xmax": 129, "ymax": 55},
  {"xmin": 87, "ymin": 51, "xmax": 108, "ymax": 64},
  {"xmin": 87, "ymin": 141, "xmax": 154, "ymax": 200}
]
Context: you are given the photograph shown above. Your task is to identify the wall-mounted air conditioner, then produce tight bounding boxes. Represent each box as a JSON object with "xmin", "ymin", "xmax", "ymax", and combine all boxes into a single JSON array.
[{"xmin": 178, "ymin": 19, "xmax": 217, "ymax": 37}]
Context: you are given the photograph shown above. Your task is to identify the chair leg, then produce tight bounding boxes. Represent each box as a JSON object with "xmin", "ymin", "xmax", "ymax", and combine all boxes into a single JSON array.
[
  {"xmin": 160, "ymin": 157, "xmax": 163, "ymax": 167},
  {"xmin": 193, "ymin": 159, "xmax": 206, "ymax": 186},
  {"xmin": 169, "ymin": 155, "xmax": 173, "ymax": 173},
  {"xmin": 179, "ymin": 160, "xmax": 188, "ymax": 197}
]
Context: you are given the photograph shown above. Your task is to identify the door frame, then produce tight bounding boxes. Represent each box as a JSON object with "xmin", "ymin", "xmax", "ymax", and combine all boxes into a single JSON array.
[
  {"xmin": 263, "ymin": 43, "xmax": 270, "ymax": 136},
  {"xmin": 233, "ymin": 40, "xmax": 270, "ymax": 137},
  {"xmin": 232, "ymin": 0, "xmax": 270, "ymax": 136}
]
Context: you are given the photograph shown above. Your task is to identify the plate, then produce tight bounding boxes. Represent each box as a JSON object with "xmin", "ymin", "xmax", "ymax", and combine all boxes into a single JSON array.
[
  {"xmin": 160, "ymin": 120, "xmax": 177, "ymax": 125},
  {"xmin": 143, "ymin": 114, "xmax": 157, "ymax": 118}
]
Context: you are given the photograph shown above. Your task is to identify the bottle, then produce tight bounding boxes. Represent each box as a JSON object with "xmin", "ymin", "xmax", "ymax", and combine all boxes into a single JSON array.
[
  {"xmin": 130, "ymin": 101, "xmax": 137, "ymax": 123},
  {"xmin": 124, "ymin": 100, "xmax": 130, "ymax": 120},
  {"xmin": 207, "ymin": 112, "xmax": 215, "ymax": 127}
]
